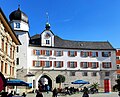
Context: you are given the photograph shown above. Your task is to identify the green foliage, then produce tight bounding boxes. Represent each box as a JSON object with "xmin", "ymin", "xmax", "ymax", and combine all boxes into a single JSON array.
[
  {"xmin": 56, "ymin": 74, "xmax": 65, "ymax": 83},
  {"xmin": 90, "ymin": 82, "xmax": 99, "ymax": 89}
]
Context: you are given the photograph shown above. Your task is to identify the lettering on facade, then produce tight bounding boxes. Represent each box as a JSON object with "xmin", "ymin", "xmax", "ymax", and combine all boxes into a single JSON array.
[
  {"xmin": 49, "ymin": 57, "xmax": 56, "ymax": 60},
  {"xmin": 37, "ymin": 56, "xmax": 56, "ymax": 60}
]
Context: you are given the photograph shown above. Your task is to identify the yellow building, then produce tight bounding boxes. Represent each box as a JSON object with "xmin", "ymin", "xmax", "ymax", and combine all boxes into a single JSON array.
[{"xmin": 0, "ymin": 8, "xmax": 20, "ymax": 79}]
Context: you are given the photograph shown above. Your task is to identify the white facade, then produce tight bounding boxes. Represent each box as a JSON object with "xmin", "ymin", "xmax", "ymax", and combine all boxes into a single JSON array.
[{"xmin": 8, "ymin": 8, "xmax": 117, "ymax": 91}]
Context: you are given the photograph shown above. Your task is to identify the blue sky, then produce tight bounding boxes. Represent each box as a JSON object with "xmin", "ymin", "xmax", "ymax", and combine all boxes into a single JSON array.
[{"xmin": 1, "ymin": 0, "xmax": 120, "ymax": 48}]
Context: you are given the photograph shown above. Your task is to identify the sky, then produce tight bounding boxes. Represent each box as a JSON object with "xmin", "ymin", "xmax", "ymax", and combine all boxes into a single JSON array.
[{"xmin": 0, "ymin": 0, "xmax": 120, "ymax": 48}]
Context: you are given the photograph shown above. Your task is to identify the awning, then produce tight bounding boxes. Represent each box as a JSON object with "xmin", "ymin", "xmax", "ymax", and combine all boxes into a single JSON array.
[
  {"xmin": 7, "ymin": 79, "xmax": 30, "ymax": 86},
  {"xmin": 0, "ymin": 72, "xmax": 6, "ymax": 92},
  {"xmin": 71, "ymin": 80, "xmax": 90, "ymax": 84}
]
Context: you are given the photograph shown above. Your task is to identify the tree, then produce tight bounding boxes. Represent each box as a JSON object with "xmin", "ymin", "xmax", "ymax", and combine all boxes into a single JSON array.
[
  {"xmin": 56, "ymin": 75, "xmax": 65, "ymax": 89},
  {"xmin": 113, "ymin": 78, "xmax": 120, "ymax": 96}
]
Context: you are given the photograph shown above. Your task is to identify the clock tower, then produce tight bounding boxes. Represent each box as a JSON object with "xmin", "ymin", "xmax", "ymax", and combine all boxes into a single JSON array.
[{"xmin": 41, "ymin": 22, "xmax": 54, "ymax": 47}]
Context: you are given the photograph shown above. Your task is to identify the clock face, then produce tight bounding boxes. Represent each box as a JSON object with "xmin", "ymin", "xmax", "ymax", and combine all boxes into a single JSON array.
[{"xmin": 45, "ymin": 33, "xmax": 51, "ymax": 38}]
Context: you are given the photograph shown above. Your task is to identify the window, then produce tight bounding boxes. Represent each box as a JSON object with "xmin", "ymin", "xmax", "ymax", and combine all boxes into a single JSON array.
[
  {"xmin": 116, "ymin": 56, "xmax": 120, "ymax": 60},
  {"xmin": 68, "ymin": 51, "xmax": 77, "ymax": 57},
  {"xmin": 36, "ymin": 50, "xmax": 40, "ymax": 55},
  {"xmin": 117, "ymin": 74, "xmax": 120, "ymax": 79},
  {"xmin": 82, "ymin": 72, "xmax": 88, "ymax": 76},
  {"xmin": 5, "ymin": 43, "xmax": 8, "ymax": 54},
  {"xmin": 102, "ymin": 62, "xmax": 111, "ymax": 68},
  {"xmin": 70, "ymin": 71, "xmax": 75, "ymax": 76},
  {"xmin": 117, "ymin": 65, "xmax": 120, "ymax": 69},
  {"xmin": 46, "ymin": 50, "xmax": 50, "ymax": 56},
  {"xmin": 102, "ymin": 52, "xmax": 111, "ymax": 57},
  {"xmin": 54, "ymin": 61, "xmax": 63, "ymax": 68},
  {"xmin": 5, "ymin": 63, "xmax": 7, "ymax": 74},
  {"xmin": 91, "ymin": 62, "xmax": 98, "ymax": 68},
  {"xmin": 35, "ymin": 61, "xmax": 40, "ymax": 67},
  {"xmin": 55, "ymin": 51, "xmax": 63, "ymax": 56},
  {"xmin": 68, "ymin": 62, "xmax": 77, "ymax": 68},
  {"xmin": 90, "ymin": 52, "xmax": 98, "ymax": 57},
  {"xmin": 2, "ymin": 39, "xmax": 4, "ymax": 51},
  {"xmin": 17, "ymin": 46, "xmax": 19, "ymax": 52},
  {"xmin": 15, "ymin": 23, "xmax": 20, "ymax": 28},
  {"xmin": 16, "ymin": 58, "xmax": 19, "ymax": 65},
  {"xmin": 1, "ymin": 61, "xmax": 3, "ymax": 73},
  {"xmin": 46, "ymin": 40, "xmax": 50, "ymax": 44},
  {"xmin": 81, "ymin": 62, "xmax": 88, "ymax": 68},
  {"xmin": 91, "ymin": 72, "xmax": 97, "ymax": 76},
  {"xmin": 105, "ymin": 72, "xmax": 110, "ymax": 76},
  {"xmin": 45, "ymin": 61, "xmax": 51, "ymax": 67},
  {"xmin": 81, "ymin": 51, "xmax": 89, "ymax": 57}
]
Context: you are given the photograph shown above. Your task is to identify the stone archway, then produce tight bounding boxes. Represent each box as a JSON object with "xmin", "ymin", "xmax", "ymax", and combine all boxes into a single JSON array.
[{"xmin": 38, "ymin": 74, "xmax": 52, "ymax": 91}]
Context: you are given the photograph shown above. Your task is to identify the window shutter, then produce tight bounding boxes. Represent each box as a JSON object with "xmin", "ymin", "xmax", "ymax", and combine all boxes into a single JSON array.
[
  {"xmin": 43, "ymin": 61, "xmax": 45, "ymax": 67},
  {"xmin": 43, "ymin": 50, "xmax": 45, "ymax": 55},
  {"xmin": 50, "ymin": 50, "xmax": 52, "ymax": 55},
  {"xmin": 96, "ymin": 62, "xmax": 99, "ymax": 68},
  {"xmin": 110, "ymin": 62, "xmax": 112, "ymax": 68},
  {"xmin": 75, "ymin": 51, "xmax": 77, "ymax": 56},
  {"xmin": 81, "ymin": 62, "xmax": 83, "ymax": 67},
  {"xmin": 109, "ymin": 52, "xmax": 111, "ymax": 57},
  {"xmin": 102, "ymin": 52, "xmax": 104, "ymax": 57},
  {"xmin": 81, "ymin": 51, "xmax": 83, "ymax": 56},
  {"xmin": 89, "ymin": 62, "xmax": 92, "ymax": 68},
  {"xmin": 33, "ymin": 61, "xmax": 35, "ymax": 66},
  {"xmin": 96, "ymin": 52, "xmax": 98, "ymax": 57},
  {"xmin": 89, "ymin": 52, "xmax": 92, "ymax": 57},
  {"xmin": 62, "ymin": 51, "xmax": 63, "ymax": 56},
  {"xmin": 68, "ymin": 61, "xmax": 70, "ymax": 67},
  {"xmin": 102, "ymin": 62, "xmax": 105, "ymax": 68},
  {"xmin": 61, "ymin": 61, "xmax": 63, "ymax": 67},
  {"xmin": 50, "ymin": 61, "xmax": 52, "ymax": 67},
  {"xmin": 40, "ymin": 61, "xmax": 43, "ymax": 67},
  {"xmin": 33, "ymin": 50, "xmax": 36, "ymax": 55},
  {"xmin": 54, "ymin": 61, "xmax": 56, "ymax": 67},
  {"xmin": 54, "ymin": 51, "xmax": 56, "ymax": 56},
  {"xmin": 75, "ymin": 62, "xmax": 77, "ymax": 67},
  {"xmin": 68, "ymin": 51, "xmax": 70, "ymax": 56},
  {"xmin": 40, "ymin": 50, "xmax": 42, "ymax": 55},
  {"xmin": 87, "ymin": 52, "xmax": 89, "ymax": 56}
]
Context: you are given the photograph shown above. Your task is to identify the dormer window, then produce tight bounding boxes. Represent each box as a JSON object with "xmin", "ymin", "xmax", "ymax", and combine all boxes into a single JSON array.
[{"xmin": 15, "ymin": 23, "xmax": 20, "ymax": 28}]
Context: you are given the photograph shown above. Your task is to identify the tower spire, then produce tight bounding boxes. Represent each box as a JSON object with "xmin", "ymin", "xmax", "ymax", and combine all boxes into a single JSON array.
[{"xmin": 45, "ymin": 12, "xmax": 50, "ymax": 30}]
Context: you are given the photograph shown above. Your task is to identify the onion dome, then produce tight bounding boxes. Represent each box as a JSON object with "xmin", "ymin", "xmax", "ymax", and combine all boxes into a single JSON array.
[
  {"xmin": 45, "ymin": 22, "xmax": 50, "ymax": 30},
  {"xmin": 9, "ymin": 7, "xmax": 28, "ymax": 23}
]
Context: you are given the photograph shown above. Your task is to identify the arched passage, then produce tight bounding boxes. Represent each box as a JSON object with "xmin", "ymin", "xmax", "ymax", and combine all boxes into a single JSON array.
[{"xmin": 38, "ymin": 74, "xmax": 52, "ymax": 91}]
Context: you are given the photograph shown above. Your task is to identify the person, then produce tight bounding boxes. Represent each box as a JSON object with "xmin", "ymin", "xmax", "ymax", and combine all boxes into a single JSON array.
[
  {"xmin": 8, "ymin": 91, "xmax": 13, "ymax": 97},
  {"xmin": 22, "ymin": 92, "xmax": 26, "ymax": 97},
  {"xmin": 82, "ymin": 92, "xmax": 89, "ymax": 97},
  {"xmin": 53, "ymin": 87, "xmax": 58, "ymax": 97},
  {"xmin": 1, "ymin": 92, "xmax": 8, "ymax": 97},
  {"xmin": 36, "ymin": 91, "xmax": 43, "ymax": 97}
]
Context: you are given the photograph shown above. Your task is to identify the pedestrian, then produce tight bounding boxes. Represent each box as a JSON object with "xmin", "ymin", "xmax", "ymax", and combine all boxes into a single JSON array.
[
  {"xmin": 8, "ymin": 91, "xmax": 13, "ymax": 97},
  {"xmin": 22, "ymin": 92, "xmax": 26, "ymax": 97},
  {"xmin": 82, "ymin": 92, "xmax": 89, "ymax": 97},
  {"xmin": 52, "ymin": 87, "xmax": 58, "ymax": 97},
  {"xmin": 36, "ymin": 91, "xmax": 43, "ymax": 97},
  {"xmin": 1, "ymin": 92, "xmax": 8, "ymax": 97}
]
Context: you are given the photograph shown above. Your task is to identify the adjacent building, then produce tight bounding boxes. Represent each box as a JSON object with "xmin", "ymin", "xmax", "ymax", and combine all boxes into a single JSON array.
[
  {"xmin": 0, "ymin": 8, "xmax": 20, "ymax": 79},
  {"xmin": 116, "ymin": 49, "xmax": 120, "ymax": 78},
  {"xmin": 8, "ymin": 7, "xmax": 117, "ymax": 91}
]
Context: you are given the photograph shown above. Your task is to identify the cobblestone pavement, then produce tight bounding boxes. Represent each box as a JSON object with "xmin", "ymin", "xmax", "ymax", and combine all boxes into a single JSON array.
[{"xmin": 27, "ymin": 92, "xmax": 118, "ymax": 97}]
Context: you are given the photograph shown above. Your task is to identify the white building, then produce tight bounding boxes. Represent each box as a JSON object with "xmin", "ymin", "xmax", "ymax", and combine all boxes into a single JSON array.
[{"xmin": 9, "ymin": 7, "xmax": 116, "ymax": 91}]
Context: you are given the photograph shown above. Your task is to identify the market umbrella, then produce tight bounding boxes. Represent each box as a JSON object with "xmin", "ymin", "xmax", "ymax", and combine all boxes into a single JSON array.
[
  {"xmin": 0, "ymin": 72, "xmax": 6, "ymax": 92},
  {"xmin": 71, "ymin": 80, "xmax": 90, "ymax": 84}
]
